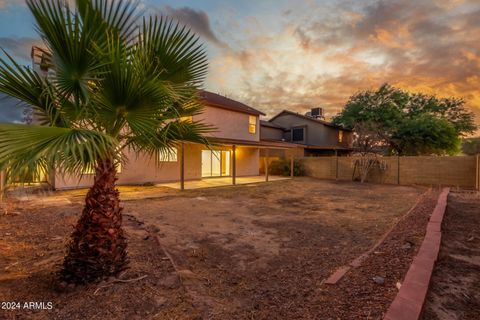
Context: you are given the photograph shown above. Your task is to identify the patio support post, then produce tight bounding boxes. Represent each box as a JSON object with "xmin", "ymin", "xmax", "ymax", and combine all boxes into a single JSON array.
[
  {"xmin": 232, "ymin": 145, "xmax": 236, "ymax": 185},
  {"xmin": 335, "ymin": 149, "xmax": 339, "ymax": 180},
  {"xmin": 265, "ymin": 149, "xmax": 269, "ymax": 182},
  {"xmin": 290, "ymin": 152, "xmax": 294, "ymax": 178},
  {"xmin": 476, "ymin": 154, "xmax": 479, "ymax": 190},
  {"xmin": 180, "ymin": 142, "xmax": 185, "ymax": 191},
  {"xmin": 397, "ymin": 155, "xmax": 401, "ymax": 185}
]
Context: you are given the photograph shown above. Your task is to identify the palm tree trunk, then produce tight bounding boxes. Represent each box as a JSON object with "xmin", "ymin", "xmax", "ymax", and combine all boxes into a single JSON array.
[{"xmin": 61, "ymin": 158, "xmax": 128, "ymax": 284}]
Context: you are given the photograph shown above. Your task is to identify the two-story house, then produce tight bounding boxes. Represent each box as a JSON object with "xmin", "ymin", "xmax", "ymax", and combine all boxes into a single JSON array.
[
  {"xmin": 261, "ymin": 109, "xmax": 353, "ymax": 156},
  {"xmin": 52, "ymin": 91, "xmax": 299, "ymax": 189},
  {"xmin": 27, "ymin": 47, "xmax": 299, "ymax": 189}
]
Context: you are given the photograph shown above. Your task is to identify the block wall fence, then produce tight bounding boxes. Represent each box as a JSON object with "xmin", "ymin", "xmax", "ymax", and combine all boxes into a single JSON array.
[{"xmin": 301, "ymin": 155, "xmax": 480, "ymax": 189}]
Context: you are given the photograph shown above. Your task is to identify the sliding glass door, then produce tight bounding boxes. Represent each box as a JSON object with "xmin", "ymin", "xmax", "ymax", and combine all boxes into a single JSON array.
[{"xmin": 201, "ymin": 150, "xmax": 231, "ymax": 177}]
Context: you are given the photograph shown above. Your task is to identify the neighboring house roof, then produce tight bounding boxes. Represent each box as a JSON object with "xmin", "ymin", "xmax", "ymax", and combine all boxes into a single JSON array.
[
  {"xmin": 269, "ymin": 110, "xmax": 351, "ymax": 131},
  {"xmin": 260, "ymin": 119, "xmax": 287, "ymax": 130},
  {"xmin": 199, "ymin": 91, "xmax": 266, "ymax": 116}
]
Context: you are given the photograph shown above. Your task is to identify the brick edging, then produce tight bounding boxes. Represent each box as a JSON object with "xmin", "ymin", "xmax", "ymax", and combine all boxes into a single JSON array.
[
  {"xmin": 383, "ymin": 187, "xmax": 450, "ymax": 320},
  {"xmin": 324, "ymin": 189, "xmax": 432, "ymax": 285}
]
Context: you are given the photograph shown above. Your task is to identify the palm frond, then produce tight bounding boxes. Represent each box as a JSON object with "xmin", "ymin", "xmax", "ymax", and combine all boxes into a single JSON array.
[
  {"xmin": 27, "ymin": 0, "xmax": 103, "ymax": 102},
  {"xmin": 0, "ymin": 50, "xmax": 69, "ymax": 126},
  {"xmin": 140, "ymin": 16, "xmax": 208, "ymax": 86},
  {"xmin": 77, "ymin": 0, "xmax": 141, "ymax": 43},
  {"xmin": 0, "ymin": 123, "xmax": 118, "ymax": 185}
]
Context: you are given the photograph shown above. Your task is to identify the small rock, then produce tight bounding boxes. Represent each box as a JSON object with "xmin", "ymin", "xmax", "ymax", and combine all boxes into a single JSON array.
[
  {"xmin": 177, "ymin": 269, "xmax": 201, "ymax": 280},
  {"xmin": 401, "ymin": 242, "xmax": 413, "ymax": 250},
  {"xmin": 195, "ymin": 196, "xmax": 207, "ymax": 201},
  {"xmin": 158, "ymin": 274, "xmax": 180, "ymax": 289},
  {"xmin": 155, "ymin": 296, "xmax": 168, "ymax": 307},
  {"xmin": 143, "ymin": 235, "xmax": 150, "ymax": 240},
  {"xmin": 396, "ymin": 282, "xmax": 402, "ymax": 290},
  {"xmin": 149, "ymin": 226, "xmax": 161, "ymax": 233},
  {"xmin": 373, "ymin": 276, "xmax": 385, "ymax": 285}
]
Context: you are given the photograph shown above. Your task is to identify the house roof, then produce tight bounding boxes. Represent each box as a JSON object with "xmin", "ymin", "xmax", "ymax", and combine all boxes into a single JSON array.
[
  {"xmin": 269, "ymin": 110, "xmax": 351, "ymax": 131},
  {"xmin": 260, "ymin": 120, "xmax": 287, "ymax": 130},
  {"xmin": 199, "ymin": 91, "xmax": 266, "ymax": 116}
]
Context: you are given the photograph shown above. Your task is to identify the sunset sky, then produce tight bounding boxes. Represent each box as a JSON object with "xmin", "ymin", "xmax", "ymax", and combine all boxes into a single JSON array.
[{"xmin": 0, "ymin": 0, "xmax": 479, "ymax": 124}]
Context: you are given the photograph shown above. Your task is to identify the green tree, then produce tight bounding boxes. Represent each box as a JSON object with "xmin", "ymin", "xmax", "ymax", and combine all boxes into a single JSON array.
[
  {"xmin": 332, "ymin": 84, "xmax": 477, "ymax": 155},
  {"xmin": 0, "ymin": 0, "xmax": 210, "ymax": 284},
  {"xmin": 462, "ymin": 137, "xmax": 480, "ymax": 155},
  {"xmin": 394, "ymin": 114, "xmax": 460, "ymax": 155}
]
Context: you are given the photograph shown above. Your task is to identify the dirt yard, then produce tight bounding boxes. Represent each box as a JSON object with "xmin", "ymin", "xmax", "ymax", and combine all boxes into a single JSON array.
[
  {"xmin": 0, "ymin": 177, "xmax": 425, "ymax": 319},
  {"xmin": 422, "ymin": 191, "xmax": 480, "ymax": 319}
]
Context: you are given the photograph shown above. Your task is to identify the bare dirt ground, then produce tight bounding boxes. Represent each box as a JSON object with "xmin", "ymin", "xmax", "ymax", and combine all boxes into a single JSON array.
[
  {"xmin": 422, "ymin": 191, "xmax": 480, "ymax": 320},
  {"xmin": 0, "ymin": 177, "xmax": 425, "ymax": 319}
]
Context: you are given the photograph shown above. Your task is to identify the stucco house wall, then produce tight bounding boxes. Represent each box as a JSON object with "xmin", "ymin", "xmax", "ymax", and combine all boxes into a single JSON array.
[
  {"xmin": 52, "ymin": 143, "xmax": 261, "ymax": 190},
  {"xmin": 260, "ymin": 125, "xmax": 284, "ymax": 141},
  {"xmin": 194, "ymin": 105, "xmax": 259, "ymax": 141},
  {"xmin": 236, "ymin": 147, "xmax": 260, "ymax": 176},
  {"xmin": 51, "ymin": 97, "xmax": 265, "ymax": 190}
]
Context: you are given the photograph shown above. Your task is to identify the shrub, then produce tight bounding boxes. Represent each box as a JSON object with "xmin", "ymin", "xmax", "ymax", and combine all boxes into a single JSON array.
[{"xmin": 268, "ymin": 159, "xmax": 305, "ymax": 176}]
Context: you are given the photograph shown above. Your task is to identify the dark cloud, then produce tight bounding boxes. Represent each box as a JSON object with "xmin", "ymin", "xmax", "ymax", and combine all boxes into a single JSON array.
[
  {"xmin": 0, "ymin": 37, "xmax": 42, "ymax": 64},
  {"xmin": 158, "ymin": 6, "xmax": 229, "ymax": 49},
  {"xmin": 0, "ymin": 93, "xmax": 29, "ymax": 123}
]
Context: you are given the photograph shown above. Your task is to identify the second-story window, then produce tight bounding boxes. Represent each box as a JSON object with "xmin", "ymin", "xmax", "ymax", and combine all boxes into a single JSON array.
[
  {"xmin": 248, "ymin": 115, "xmax": 256, "ymax": 134},
  {"xmin": 338, "ymin": 130, "xmax": 344, "ymax": 143},
  {"xmin": 292, "ymin": 128, "xmax": 304, "ymax": 142}
]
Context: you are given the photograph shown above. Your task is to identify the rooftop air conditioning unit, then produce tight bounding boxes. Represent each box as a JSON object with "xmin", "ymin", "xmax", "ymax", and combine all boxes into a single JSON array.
[{"xmin": 310, "ymin": 107, "xmax": 324, "ymax": 119}]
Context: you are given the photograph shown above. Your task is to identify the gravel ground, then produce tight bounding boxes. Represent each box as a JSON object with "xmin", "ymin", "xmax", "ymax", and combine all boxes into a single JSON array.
[
  {"xmin": 0, "ymin": 178, "xmax": 425, "ymax": 319},
  {"xmin": 422, "ymin": 191, "xmax": 480, "ymax": 320}
]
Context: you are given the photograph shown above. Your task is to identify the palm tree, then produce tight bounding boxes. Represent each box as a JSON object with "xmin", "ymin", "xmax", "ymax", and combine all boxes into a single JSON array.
[{"xmin": 0, "ymin": 0, "xmax": 210, "ymax": 284}]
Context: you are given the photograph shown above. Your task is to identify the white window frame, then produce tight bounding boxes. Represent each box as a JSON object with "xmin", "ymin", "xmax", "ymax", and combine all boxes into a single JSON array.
[{"xmin": 248, "ymin": 115, "xmax": 257, "ymax": 134}]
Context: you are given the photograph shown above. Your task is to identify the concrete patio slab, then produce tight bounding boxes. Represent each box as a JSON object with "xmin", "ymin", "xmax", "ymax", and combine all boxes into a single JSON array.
[{"xmin": 157, "ymin": 175, "xmax": 291, "ymax": 190}]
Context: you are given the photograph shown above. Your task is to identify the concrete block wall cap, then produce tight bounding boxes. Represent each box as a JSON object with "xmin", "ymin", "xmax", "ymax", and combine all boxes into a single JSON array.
[
  {"xmin": 397, "ymin": 280, "xmax": 430, "ymax": 305},
  {"xmin": 385, "ymin": 295, "xmax": 423, "ymax": 320},
  {"xmin": 416, "ymin": 248, "xmax": 439, "ymax": 262},
  {"xmin": 417, "ymin": 241, "xmax": 441, "ymax": 261},
  {"xmin": 323, "ymin": 189, "xmax": 434, "ymax": 285},
  {"xmin": 403, "ymin": 261, "xmax": 434, "ymax": 286},
  {"xmin": 426, "ymin": 221, "xmax": 441, "ymax": 232},
  {"xmin": 424, "ymin": 230, "xmax": 442, "ymax": 243},
  {"xmin": 324, "ymin": 265, "xmax": 351, "ymax": 285},
  {"xmin": 350, "ymin": 253, "xmax": 368, "ymax": 268},
  {"xmin": 412, "ymin": 256, "xmax": 436, "ymax": 269},
  {"xmin": 430, "ymin": 212, "xmax": 445, "ymax": 223},
  {"xmin": 383, "ymin": 188, "xmax": 450, "ymax": 320}
]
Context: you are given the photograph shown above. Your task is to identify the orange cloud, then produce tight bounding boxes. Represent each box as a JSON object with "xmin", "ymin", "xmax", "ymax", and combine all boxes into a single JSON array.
[{"xmin": 205, "ymin": 0, "xmax": 480, "ymax": 131}]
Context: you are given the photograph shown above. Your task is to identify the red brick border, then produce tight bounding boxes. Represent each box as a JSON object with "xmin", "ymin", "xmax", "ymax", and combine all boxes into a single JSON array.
[
  {"xmin": 324, "ymin": 189, "xmax": 432, "ymax": 285},
  {"xmin": 383, "ymin": 187, "xmax": 449, "ymax": 320}
]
